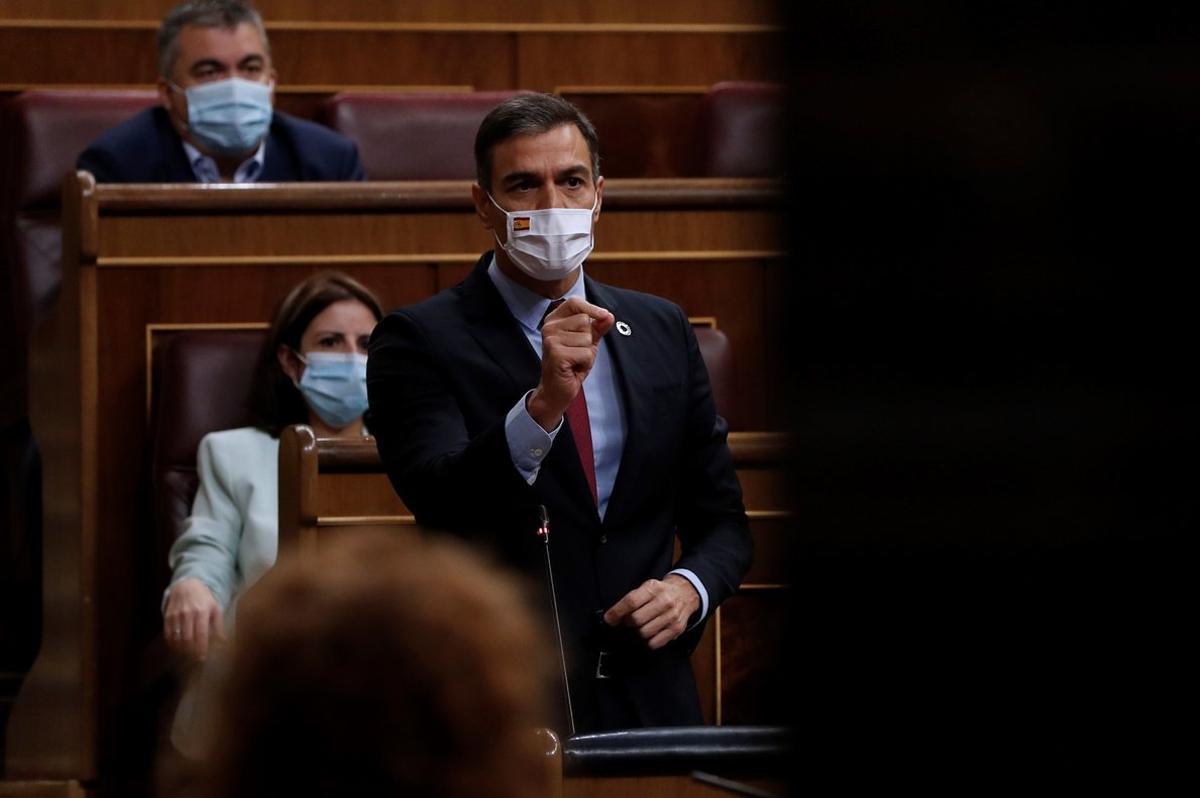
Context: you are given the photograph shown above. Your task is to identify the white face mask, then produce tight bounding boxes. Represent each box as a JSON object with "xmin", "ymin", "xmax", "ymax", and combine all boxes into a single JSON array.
[{"xmin": 489, "ymin": 193, "xmax": 598, "ymax": 282}]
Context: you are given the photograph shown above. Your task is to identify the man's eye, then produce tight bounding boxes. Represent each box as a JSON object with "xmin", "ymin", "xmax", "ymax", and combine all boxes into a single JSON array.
[{"xmin": 566, "ymin": 177, "xmax": 583, "ymax": 188}]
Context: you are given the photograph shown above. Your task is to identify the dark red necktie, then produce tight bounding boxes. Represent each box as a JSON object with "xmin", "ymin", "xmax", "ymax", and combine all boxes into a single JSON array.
[{"xmin": 541, "ymin": 299, "xmax": 598, "ymax": 505}]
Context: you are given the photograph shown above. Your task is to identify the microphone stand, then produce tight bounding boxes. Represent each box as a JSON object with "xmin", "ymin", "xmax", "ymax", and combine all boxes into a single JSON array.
[{"xmin": 537, "ymin": 504, "xmax": 576, "ymax": 738}]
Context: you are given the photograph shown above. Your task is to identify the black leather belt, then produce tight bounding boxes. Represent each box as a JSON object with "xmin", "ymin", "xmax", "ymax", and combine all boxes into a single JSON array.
[{"xmin": 588, "ymin": 610, "xmax": 653, "ymax": 680}]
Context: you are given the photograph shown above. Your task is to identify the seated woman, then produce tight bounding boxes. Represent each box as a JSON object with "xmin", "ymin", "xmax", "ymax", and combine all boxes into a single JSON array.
[{"xmin": 160, "ymin": 271, "xmax": 383, "ymax": 756}]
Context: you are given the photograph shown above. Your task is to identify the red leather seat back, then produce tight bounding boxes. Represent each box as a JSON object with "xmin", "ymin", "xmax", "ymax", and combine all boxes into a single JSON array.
[
  {"xmin": 565, "ymin": 92, "xmax": 703, "ymax": 177},
  {"xmin": 1, "ymin": 90, "xmax": 158, "ymax": 211},
  {"xmin": 0, "ymin": 89, "xmax": 157, "ymax": 380},
  {"xmin": 694, "ymin": 325, "xmax": 740, "ymax": 430},
  {"xmin": 150, "ymin": 329, "xmax": 266, "ymax": 588},
  {"xmin": 696, "ymin": 81, "xmax": 786, "ymax": 178},
  {"xmin": 316, "ymin": 91, "xmax": 522, "ymax": 180},
  {"xmin": 1, "ymin": 90, "xmax": 155, "ymax": 710}
]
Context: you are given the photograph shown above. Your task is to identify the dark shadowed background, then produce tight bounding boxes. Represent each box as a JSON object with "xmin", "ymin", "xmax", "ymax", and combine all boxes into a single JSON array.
[{"xmin": 780, "ymin": 2, "xmax": 1194, "ymax": 788}]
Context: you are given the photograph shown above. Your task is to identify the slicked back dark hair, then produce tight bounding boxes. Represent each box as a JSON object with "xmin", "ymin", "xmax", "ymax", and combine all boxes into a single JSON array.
[
  {"xmin": 474, "ymin": 93, "xmax": 601, "ymax": 192},
  {"xmin": 248, "ymin": 272, "xmax": 383, "ymax": 436},
  {"xmin": 157, "ymin": 0, "xmax": 270, "ymax": 78}
]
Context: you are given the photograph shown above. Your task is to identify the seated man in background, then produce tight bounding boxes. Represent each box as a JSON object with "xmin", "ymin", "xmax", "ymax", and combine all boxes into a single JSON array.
[
  {"xmin": 199, "ymin": 533, "xmax": 553, "ymax": 798},
  {"xmin": 77, "ymin": 0, "xmax": 364, "ymax": 182}
]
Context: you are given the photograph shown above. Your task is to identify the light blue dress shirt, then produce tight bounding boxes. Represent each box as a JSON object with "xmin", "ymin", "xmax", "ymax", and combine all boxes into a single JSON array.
[
  {"xmin": 182, "ymin": 139, "xmax": 266, "ymax": 183},
  {"xmin": 489, "ymin": 256, "xmax": 709, "ymax": 623}
]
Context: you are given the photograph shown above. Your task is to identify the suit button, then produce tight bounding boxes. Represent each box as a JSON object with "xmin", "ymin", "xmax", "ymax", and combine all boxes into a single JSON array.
[
  {"xmin": 531, "ymin": 447, "xmax": 543, "ymax": 457},
  {"xmin": 599, "ymin": 534, "xmax": 608, "ymax": 544}
]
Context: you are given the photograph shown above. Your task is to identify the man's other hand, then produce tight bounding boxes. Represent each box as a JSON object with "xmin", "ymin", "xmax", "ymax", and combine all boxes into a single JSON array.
[{"xmin": 602, "ymin": 574, "xmax": 701, "ymax": 650}]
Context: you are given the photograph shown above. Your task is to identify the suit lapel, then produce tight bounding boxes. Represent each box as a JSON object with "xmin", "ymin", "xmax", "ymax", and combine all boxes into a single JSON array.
[
  {"xmin": 153, "ymin": 109, "xmax": 201, "ymax": 182},
  {"xmin": 259, "ymin": 117, "xmax": 292, "ymax": 182},
  {"xmin": 458, "ymin": 253, "xmax": 543, "ymax": 397}
]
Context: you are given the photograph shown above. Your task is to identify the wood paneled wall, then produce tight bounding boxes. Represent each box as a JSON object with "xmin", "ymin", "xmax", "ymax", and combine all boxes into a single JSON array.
[
  {"xmin": 1, "ymin": 0, "xmax": 780, "ymax": 24},
  {"xmin": 0, "ymin": 0, "xmax": 782, "ymax": 93},
  {"xmin": 0, "ymin": 23, "xmax": 782, "ymax": 93}
]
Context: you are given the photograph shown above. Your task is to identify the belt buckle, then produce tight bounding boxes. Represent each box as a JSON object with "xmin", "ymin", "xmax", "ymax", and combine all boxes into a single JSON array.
[{"xmin": 595, "ymin": 650, "xmax": 612, "ymax": 680}]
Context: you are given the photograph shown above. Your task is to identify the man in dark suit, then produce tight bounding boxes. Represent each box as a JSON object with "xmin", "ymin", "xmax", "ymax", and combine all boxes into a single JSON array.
[
  {"xmin": 366, "ymin": 93, "xmax": 752, "ymax": 733},
  {"xmin": 77, "ymin": 0, "xmax": 363, "ymax": 183}
]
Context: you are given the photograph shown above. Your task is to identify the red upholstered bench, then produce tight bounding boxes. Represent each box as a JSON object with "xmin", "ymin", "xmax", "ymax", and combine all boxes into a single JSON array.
[
  {"xmin": 316, "ymin": 90, "xmax": 522, "ymax": 180},
  {"xmin": 697, "ymin": 81, "xmax": 786, "ymax": 178}
]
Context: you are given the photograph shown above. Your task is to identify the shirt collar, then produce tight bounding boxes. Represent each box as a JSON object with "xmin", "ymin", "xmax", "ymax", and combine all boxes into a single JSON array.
[
  {"xmin": 181, "ymin": 138, "xmax": 267, "ymax": 184},
  {"xmin": 486, "ymin": 253, "xmax": 585, "ymax": 334}
]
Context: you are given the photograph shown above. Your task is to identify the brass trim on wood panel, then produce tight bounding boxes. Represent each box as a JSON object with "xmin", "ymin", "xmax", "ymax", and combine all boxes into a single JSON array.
[
  {"xmin": 0, "ymin": 779, "xmax": 90, "ymax": 797},
  {"xmin": 77, "ymin": 172, "xmax": 99, "ymax": 263},
  {"xmin": 0, "ymin": 83, "xmax": 153, "ymax": 91},
  {"xmin": 273, "ymin": 21, "xmax": 783, "ymax": 33},
  {"xmin": 0, "ymin": 83, "xmax": 474, "ymax": 93},
  {"xmin": 728, "ymin": 430, "xmax": 793, "ymax": 465},
  {"xmin": 75, "ymin": 174, "xmax": 779, "ymax": 212},
  {"xmin": 715, "ymin": 606, "xmax": 723, "ymax": 726},
  {"xmin": 107, "ymin": 255, "xmax": 477, "ymax": 268},
  {"xmin": 746, "ymin": 510, "xmax": 793, "ymax": 520},
  {"xmin": 0, "ymin": 19, "xmax": 158, "ymax": 29},
  {"xmin": 315, "ymin": 515, "xmax": 416, "ymax": 527},
  {"xmin": 275, "ymin": 84, "xmax": 475, "ymax": 94},
  {"xmin": 738, "ymin": 583, "xmax": 790, "ymax": 591},
  {"xmin": 88, "ymin": 178, "xmax": 782, "ymax": 210},
  {"xmin": 79, "ymin": 253, "xmax": 100, "ymax": 776},
  {"xmin": 688, "ymin": 316, "xmax": 719, "ymax": 329},
  {"xmin": 0, "ymin": 19, "xmax": 782, "ymax": 33},
  {"xmin": 556, "ymin": 84, "xmax": 709, "ymax": 95},
  {"xmin": 100, "ymin": 251, "xmax": 785, "ymax": 269},
  {"xmin": 144, "ymin": 322, "xmax": 269, "ymax": 419}
]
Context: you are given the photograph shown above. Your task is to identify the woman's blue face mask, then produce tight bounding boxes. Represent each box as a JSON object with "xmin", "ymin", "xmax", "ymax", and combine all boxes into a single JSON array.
[{"xmin": 292, "ymin": 351, "xmax": 369, "ymax": 429}]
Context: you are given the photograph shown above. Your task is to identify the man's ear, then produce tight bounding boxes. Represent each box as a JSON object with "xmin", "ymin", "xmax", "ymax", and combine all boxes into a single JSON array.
[
  {"xmin": 277, "ymin": 344, "xmax": 301, "ymax": 383},
  {"xmin": 593, "ymin": 174, "xmax": 605, "ymax": 222},
  {"xmin": 158, "ymin": 76, "xmax": 190, "ymax": 138},
  {"xmin": 471, "ymin": 183, "xmax": 495, "ymax": 231}
]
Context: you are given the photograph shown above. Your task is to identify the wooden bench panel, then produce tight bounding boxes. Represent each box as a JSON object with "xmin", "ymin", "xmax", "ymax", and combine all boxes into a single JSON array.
[{"xmin": 277, "ymin": 429, "xmax": 794, "ymax": 730}]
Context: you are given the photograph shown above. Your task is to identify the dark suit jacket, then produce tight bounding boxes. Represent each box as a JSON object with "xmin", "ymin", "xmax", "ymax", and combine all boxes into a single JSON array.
[
  {"xmin": 366, "ymin": 253, "xmax": 752, "ymax": 733},
  {"xmin": 76, "ymin": 106, "xmax": 365, "ymax": 182}
]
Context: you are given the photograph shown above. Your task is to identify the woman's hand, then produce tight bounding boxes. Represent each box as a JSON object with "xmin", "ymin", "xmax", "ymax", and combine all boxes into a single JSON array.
[{"xmin": 163, "ymin": 578, "xmax": 226, "ymax": 661}]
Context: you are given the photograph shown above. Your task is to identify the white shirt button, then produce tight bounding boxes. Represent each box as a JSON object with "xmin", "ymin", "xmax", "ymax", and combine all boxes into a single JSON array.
[{"xmin": 531, "ymin": 447, "xmax": 543, "ymax": 457}]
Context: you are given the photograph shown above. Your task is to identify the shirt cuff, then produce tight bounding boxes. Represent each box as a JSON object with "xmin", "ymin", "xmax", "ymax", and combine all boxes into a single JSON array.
[
  {"xmin": 667, "ymin": 568, "xmax": 709, "ymax": 629},
  {"xmin": 505, "ymin": 390, "xmax": 562, "ymax": 484}
]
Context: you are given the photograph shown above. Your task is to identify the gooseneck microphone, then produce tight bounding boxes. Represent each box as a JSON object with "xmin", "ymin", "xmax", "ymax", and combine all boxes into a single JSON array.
[{"xmin": 537, "ymin": 504, "xmax": 576, "ymax": 738}]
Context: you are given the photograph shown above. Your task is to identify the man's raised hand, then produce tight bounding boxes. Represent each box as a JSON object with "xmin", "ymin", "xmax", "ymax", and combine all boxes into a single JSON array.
[{"xmin": 527, "ymin": 297, "xmax": 614, "ymax": 432}]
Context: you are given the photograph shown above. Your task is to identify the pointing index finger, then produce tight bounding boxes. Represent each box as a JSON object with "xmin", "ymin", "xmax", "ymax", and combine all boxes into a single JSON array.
[
  {"xmin": 556, "ymin": 297, "xmax": 614, "ymax": 340},
  {"xmin": 557, "ymin": 297, "xmax": 612, "ymax": 323}
]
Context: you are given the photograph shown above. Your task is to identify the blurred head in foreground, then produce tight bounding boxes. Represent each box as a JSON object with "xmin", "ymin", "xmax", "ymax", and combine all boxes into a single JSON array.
[{"xmin": 203, "ymin": 533, "xmax": 554, "ymax": 798}]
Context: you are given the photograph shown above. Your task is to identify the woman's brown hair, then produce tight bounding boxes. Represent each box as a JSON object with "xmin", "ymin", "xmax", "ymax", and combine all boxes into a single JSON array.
[{"xmin": 248, "ymin": 271, "xmax": 384, "ymax": 436}]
